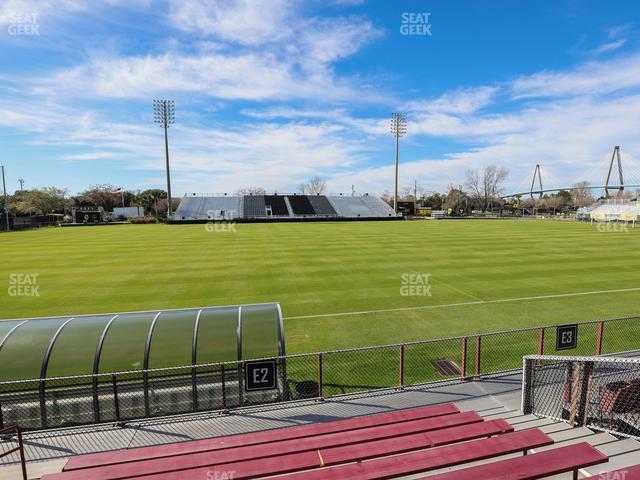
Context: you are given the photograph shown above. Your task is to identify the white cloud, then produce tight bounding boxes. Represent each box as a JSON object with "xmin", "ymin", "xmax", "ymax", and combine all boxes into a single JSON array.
[
  {"xmin": 512, "ymin": 52, "xmax": 640, "ymax": 99},
  {"xmin": 406, "ymin": 86, "xmax": 498, "ymax": 115},
  {"xmin": 167, "ymin": 0, "xmax": 294, "ymax": 46},
  {"xmin": 38, "ymin": 53, "xmax": 314, "ymax": 100},
  {"xmin": 0, "ymin": 0, "xmax": 86, "ymax": 24}
]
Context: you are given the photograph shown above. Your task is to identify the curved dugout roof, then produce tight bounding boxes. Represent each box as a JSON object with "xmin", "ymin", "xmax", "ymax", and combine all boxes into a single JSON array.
[{"xmin": 0, "ymin": 303, "xmax": 285, "ymax": 382}]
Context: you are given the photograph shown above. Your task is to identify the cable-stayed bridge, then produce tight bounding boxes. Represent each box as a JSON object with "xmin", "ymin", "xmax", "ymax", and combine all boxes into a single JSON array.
[{"xmin": 505, "ymin": 146, "xmax": 640, "ymax": 198}]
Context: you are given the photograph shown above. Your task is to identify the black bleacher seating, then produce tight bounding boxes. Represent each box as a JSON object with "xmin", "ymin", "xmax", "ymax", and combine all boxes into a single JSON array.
[
  {"xmin": 307, "ymin": 195, "xmax": 337, "ymax": 215},
  {"xmin": 243, "ymin": 196, "xmax": 266, "ymax": 218},
  {"xmin": 264, "ymin": 195, "xmax": 289, "ymax": 216},
  {"xmin": 287, "ymin": 196, "xmax": 316, "ymax": 215}
]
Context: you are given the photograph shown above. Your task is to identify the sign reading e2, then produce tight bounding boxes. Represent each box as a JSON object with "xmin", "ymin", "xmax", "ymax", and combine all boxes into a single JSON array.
[
  {"xmin": 556, "ymin": 324, "xmax": 578, "ymax": 350},
  {"xmin": 245, "ymin": 360, "xmax": 277, "ymax": 391}
]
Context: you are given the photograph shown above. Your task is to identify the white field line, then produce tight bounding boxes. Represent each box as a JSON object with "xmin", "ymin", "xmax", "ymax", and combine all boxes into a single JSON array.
[{"xmin": 285, "ymin": 287, "xmax": 640, "ymax": 320}]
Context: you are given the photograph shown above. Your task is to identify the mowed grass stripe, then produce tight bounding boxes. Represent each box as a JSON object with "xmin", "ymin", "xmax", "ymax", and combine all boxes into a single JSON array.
[{"xmin": 0, "ymin": 220, "xmax": 638, "ymax": 354}]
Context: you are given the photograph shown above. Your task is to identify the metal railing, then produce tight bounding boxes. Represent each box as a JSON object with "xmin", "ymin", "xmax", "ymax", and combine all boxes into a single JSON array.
[
  {"xmin": 1, "ymin": 315, "xmax": 638, "ymax": 431},
  {"xmin": 0, "ymin": 426, "xmax": 27, "ymax": 479},
  {"xmin": 523, "ymin": 354, "xmax": 640, "ymax": 440}
]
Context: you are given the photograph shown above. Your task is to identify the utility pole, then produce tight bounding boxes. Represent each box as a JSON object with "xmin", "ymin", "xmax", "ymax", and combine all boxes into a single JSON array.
[
  {"xmin": 2, "ymin": 166, "xmax": 9, "ymax": 231},
  {"xmin": 154, "ymin": 100, "xmax": 175, "ymax": 217},
  {"xmin": 18, "ymin": 178, "xmax": 24, "ymax": 191},
  {"xmin": 390, "ymin": 113, "xmax": 407, "ymax": 213}
]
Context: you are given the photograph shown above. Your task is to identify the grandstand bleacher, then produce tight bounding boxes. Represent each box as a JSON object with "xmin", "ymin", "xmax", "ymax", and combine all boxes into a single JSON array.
[
  {"xmin": 174, "ymin": 194, "xmax": 398, "ymax": 221},
  {"xmin": 307, "ymin": 195, "xmax": 337, "ymax": 216},
  {"xmin": 287, "ymin": 195, "xmax": 316, "ymax": 216},
  {"xmin": 264, "ymin": 195, "xmax": 290, "ymax": 217},
  {"xmin": 41, "ymin": 402, "xmax": 625, "ymax": 480},
  {"xmin": 242, "ymin": 195, "xmax": 267, "ymax": 219},
  {"xmin": 579, "ymin": 198, "xmax": 640, "ymax": 222}
]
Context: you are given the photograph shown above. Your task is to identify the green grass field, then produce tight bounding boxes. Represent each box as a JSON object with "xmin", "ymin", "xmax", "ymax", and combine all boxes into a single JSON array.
[{"xmin": 1, "ymin": 219, "xmax": 640, "ymax": 357}]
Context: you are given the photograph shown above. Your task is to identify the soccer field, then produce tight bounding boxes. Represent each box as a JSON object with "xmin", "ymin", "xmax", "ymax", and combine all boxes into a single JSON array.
[{"xmin": 1, "ymin": 219, "xmax": 639, "ymax": 355}]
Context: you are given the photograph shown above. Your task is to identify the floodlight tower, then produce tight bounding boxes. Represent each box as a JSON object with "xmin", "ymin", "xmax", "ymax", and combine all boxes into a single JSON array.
[
  {"xmin": 153, "ymin": 99, "xmax": 175, "ymax": 217},
  {"xmin": 2, "ymin": 166, "xmax": 9, "ymax": 231},
  {"xmin": 390, "ymin": 113, "xmax": 407, "ymax": 213}
]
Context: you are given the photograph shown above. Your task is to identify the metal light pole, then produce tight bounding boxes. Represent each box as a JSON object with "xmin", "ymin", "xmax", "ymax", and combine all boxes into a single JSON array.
[
  {"xmin": 18, "ymin": 178, "xmax": 24, "ymax": 191},
  {"xmin": 2, "ymin": 166, "xmax": 9, "ymax": 231},
  {"xmin": 154, "ymin": 100, "xmax": 175, "ymax": 217},
  {"xmin": 390, "ymin": 113, "xmax": 407, "ymax": 213}
]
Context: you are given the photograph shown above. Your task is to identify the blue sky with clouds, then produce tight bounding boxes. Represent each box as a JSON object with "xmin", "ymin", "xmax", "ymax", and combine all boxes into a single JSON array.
[{"xmin": 1, "ymin": 0, "xmax": 639, "ymax": 196}]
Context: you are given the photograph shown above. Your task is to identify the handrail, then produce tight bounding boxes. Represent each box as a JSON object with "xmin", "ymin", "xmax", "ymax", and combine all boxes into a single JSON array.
[{"xmin": 0, "ymin": 426, "xmax": 27, "ymax": 480}]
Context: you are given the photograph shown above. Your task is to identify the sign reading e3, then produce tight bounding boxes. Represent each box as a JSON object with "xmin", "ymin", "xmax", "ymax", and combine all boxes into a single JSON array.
[
  {"xmin": 556, "ymin": 324, "xmax": 578, "ymax": 350},
  {"xmin": 245, "ymin": 360, "xmax": 277, "ymax": 391}
]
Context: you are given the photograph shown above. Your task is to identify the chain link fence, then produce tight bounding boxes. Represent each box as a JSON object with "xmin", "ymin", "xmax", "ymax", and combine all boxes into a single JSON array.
[
  {"xmin": 523, "ymin": 355, "xmax": 640, "ymax": 440},
  {"xmin": 1, "ymin": 316, "xmax": 638, "ymax": 431}
]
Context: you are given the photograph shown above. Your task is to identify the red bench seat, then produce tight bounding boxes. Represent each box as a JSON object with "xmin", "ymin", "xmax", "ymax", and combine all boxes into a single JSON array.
[
  {"xmin": 63, "ymin": 403, "xmax": 458, "ymax": 471},
  {"xmin": 274, "ymin": 428, "xmax": 553, "ymax": 480},
  {"xmin": 420, "ymin": 442, "xmax": 608, "ymax": 480},
  {"xmin": 113, "ymin": 418, "xmax": 513, "ymax": 480},
  {"xmin": 46, "ymin": 412, "xmax": 483, "ymax": 480}
]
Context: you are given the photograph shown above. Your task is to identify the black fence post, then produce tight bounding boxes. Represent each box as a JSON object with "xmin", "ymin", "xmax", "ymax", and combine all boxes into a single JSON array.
[
  {"xmin": 475, "ymin": 336, "xmax": 482, "ymax": 378},
  {"xmin": 460, "ymin": 337, "xmax": 468, "ymax": 379},
  {"xmin": 39, "ymin": 379, "xmax": 47, "ymax": 429},
  {"xmin": 112, "ymin": 375, "xmax": 121, "ymax": 423},
  {"xmin": 191, "ymin": 366, "xmax": 198, "ymax": 413},
  {"xmin": 522, "ymin": 358, "xmax": 533, "ymax": 414},
  {"xmin": 221, "ymin": 364, "xmax": 227, "ymax": 412},
  {"xmin": 317, "ymin": 353, "xmax": 324, "ymax": 399},
  {"xmin": 0, "ymin": 399, "xmax": 3, "ymax": 430},
  {"xmin": 399, "ymin": 345, "xmax": 405, "ymax": 389}
]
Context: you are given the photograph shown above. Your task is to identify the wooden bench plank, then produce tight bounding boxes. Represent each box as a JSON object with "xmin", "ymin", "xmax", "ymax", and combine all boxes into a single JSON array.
[
  {"xmin": 110, "ymin": 418, "xmax": 513, "ymax": 480},
  {"xmin": 273, "ymin": 428, "xmax": 553, "ymax": 480},
  {"xmin": 47, "ymin": 411, "xmax": 482, "ymax": 480},
  {"xmin": 63, "ymin": 403, "xmax": 458, "ymax": 471},
  {"xmin": 420, "ymin": 442, "xmax": 608, "ymax": 480}
]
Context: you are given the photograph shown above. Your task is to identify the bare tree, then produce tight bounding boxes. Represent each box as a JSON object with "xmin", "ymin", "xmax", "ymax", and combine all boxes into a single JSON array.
[
  {"xmin": 234, "ymin": 186, "xmax": 266, "ymax": 196},
  {"xmin": 300, "ymin": 176, "xmax": 327, "ymax": 195},
  {"xmin": 571, "ymin": 181, "xmax": 595, "ymax": 208},
  {"xmin": 400, "ymin": 182, "xmax": 425, "ymax": 202},
  {"xmin": 380, "ymin": 190, "xmax": 393, "ymax": 206},
  {"xmin": 465, "ymin": 165, "xmax": 509, "ymax": 210}
]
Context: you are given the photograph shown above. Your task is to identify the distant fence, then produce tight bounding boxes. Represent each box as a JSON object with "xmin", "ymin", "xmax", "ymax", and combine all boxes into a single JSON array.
[
  {"xmin": 523, "ymin": 355, "xmax": 640, "ymax": 440},
  {"xmin": 1, "ymin": 316, "xmax": 639, "ymax": 431},
  {"xmin": 0, "ymin": 215, "xmax": 61, "ymax": 231}
]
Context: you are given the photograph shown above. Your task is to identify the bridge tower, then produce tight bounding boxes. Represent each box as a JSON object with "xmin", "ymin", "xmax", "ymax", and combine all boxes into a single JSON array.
[
  {"xmin": 604, "ymin": 145, "xmax": 624, "ymax": 198},
  {"xmin": 529, "ymin": 164, "xmax": 543, "ymax": 198}
]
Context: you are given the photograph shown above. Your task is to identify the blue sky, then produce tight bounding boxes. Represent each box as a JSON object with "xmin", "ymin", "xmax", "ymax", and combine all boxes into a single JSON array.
[{"xmin": 1, "ymin": 0, "xmax": 639, "ymax": 196}]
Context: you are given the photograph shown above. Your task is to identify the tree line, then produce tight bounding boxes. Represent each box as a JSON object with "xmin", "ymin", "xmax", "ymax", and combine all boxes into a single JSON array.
[
  {"xmin": 2, "ymin": 184, "xmax": 178, "ymax": 217},
  {"xmin": 382, "ymin": 166, "xmax": 598, "ymax": 214}
]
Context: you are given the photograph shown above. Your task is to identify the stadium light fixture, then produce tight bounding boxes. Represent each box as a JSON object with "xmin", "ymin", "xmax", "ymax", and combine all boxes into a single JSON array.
[
  {"xmin": 153, "ymin": 99, "xmax": 176, "ymax": 217},
  {"xmin": 390, "ymin": 112, "xmax": 407, "ymax": 213}
]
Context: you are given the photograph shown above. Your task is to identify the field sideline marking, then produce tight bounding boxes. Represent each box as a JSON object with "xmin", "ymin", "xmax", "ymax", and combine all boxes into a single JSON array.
[{"xmin": 285, "ymin": 286, "xmax": 640, "ymax": 320}]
